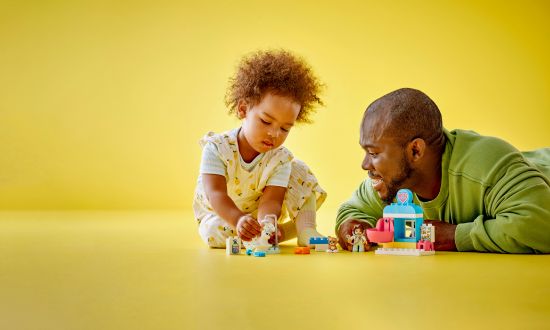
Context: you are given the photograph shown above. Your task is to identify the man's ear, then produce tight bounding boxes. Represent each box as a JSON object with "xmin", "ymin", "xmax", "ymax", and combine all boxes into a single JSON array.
[
  {"xmin": 237, "ymin": 99, "xmax": 248, "ymax": 119},
  {"xmin": 408, "ymin": 138, "xmax": 426, "ymax": 162}
]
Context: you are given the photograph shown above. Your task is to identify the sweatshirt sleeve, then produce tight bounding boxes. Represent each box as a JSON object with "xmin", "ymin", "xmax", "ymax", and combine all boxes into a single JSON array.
[
  {"xmin": 335, "ymin": 178, "xmax": 385, "ymax": 232},
  {"xmin": 455, "ymin": 160, "xmax": 550, "ymax": 253}
]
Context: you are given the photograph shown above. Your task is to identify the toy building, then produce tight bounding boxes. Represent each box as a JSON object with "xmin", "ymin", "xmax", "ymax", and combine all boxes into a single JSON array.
[{"xmin": 366, "ymin": 189, "xmax": 435, "ymax": 256}]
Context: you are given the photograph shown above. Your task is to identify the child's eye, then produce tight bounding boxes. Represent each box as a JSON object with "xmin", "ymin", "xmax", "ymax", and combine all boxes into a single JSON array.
[
  {"xmin": 260, "ymin": 119, "xmax": 271, "ymax": 125},
  {"xmin": 281, "ymin": 127, "xmax": 290, "ymax": 133}
]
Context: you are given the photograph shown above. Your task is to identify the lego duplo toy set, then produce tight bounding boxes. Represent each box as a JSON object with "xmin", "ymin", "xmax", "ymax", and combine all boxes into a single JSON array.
[
  {"xmin": 226, "ymin": 189, "xmax": 435, "ymax": 257},
  {"xmin": 366, "ymin": 189, "xmax": 435, "ymax": 256}
]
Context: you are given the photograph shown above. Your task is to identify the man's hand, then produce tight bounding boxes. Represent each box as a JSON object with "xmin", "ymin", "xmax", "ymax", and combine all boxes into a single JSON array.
[
  {"xmin": 423, "ymin": 220, "xmax": 457, "ymax": 251},
  {"xmin": 236, "ymin": 215, "xmax": 261, "ymax": 241},
  {"xmin": 337, "ymin": 219, "xmax": 372, "ymax": 251}
]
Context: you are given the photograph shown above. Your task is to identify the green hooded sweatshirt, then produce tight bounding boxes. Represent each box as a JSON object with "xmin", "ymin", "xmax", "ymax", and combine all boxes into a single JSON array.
[{"xmin": 336, "ymin": 129, "xmax": 550, "ymax": 253}]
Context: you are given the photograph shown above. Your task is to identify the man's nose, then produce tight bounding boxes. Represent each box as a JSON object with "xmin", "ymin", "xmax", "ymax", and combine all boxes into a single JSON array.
[{"xmin": 362, "ymin": 155, "xmax": 372, "ymax": 171}]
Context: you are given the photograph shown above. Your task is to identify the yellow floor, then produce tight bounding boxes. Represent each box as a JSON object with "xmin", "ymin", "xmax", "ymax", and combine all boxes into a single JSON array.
[{"xmin": 0, "ymin": 210, "xmax": 549, "ymax": 330}]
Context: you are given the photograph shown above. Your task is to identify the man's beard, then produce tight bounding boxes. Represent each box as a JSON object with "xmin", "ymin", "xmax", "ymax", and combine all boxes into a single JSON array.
[{"xmin": 382, "ymin": 157, "xmax": 413, "ymax": 204}]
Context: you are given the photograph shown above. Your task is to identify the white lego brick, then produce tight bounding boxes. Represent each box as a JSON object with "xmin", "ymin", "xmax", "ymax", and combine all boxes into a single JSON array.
[
  {"xmin": 421, "ymin": 223, "xmax": 436, "ymax": 242},
  {"xmin": 375, "ymin": 248, "xmax": 435, "ymax": 256},
  {"xmin": 266, "ymin": 246, "xmax": 280, "ymax": 254},
  {"xmin": 315, "ymin": 244, "xmax": 329, "ymax": 252},
  {"xmin": 226, "ymin": 237, "xmax": 242, "ymax": 255}
]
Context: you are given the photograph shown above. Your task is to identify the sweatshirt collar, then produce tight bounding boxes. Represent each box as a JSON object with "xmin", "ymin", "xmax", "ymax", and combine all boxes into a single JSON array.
[{"xmin": 415, "ymin": 129, "xmax": 453, "ymax": 211}]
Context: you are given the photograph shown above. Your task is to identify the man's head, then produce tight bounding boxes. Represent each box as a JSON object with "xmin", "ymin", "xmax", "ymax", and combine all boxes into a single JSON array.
[{"xmin": 360, "ymin": 88, "xmax": 445, "ymax": 203}]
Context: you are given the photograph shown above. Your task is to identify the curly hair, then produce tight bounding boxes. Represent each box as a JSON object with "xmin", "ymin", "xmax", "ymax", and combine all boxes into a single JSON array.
[{"xmin": 225, "ymin": 49, "xmax": 324, "ymax": 123}]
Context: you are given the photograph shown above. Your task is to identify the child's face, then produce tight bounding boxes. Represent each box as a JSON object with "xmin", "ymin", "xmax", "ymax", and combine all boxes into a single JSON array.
[{"xmin": 238, "ymin": 93, "xmax": 300, "ymax": 153}]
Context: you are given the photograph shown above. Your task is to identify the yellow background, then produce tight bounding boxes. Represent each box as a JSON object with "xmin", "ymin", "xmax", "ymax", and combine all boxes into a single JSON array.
[
  {"xmin": 1, "ymin": 2, "xmax": 550, "ymax": 329},
  {"xmin": 1, "ymin": 0, "xmax": 549, "ymax": 211}
]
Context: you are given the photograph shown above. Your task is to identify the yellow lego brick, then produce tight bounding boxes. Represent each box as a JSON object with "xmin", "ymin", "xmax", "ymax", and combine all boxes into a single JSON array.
[{"xmin": 380, "ymin": 242, "xmax": 417, "ymax": 249}]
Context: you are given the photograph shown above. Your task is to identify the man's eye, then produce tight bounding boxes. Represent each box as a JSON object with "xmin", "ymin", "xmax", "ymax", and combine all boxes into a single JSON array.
[{"xmin": 368, "ymin": 152, "xmax": 378, "ymax": 157}]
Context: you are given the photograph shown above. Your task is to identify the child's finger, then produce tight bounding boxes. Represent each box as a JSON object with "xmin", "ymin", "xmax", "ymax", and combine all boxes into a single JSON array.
[
  {"xmin": 242, "ymin": 219, "xmax": 259, "ymax": 232},
  {"xmin": 238, "ymin": 228, "xmax": 255, "ymax": 241},
  {"xmin": 249, "ymin": 218, "xmax": 261, "ymax": 229},
  {"xmin": 246, "ymin": 221, "xmax": 261, "ymax": 235},
  {"xmin": 268, "ymin": 231, "xmax": 281, "ymax": 244},
  {"xmin": 242, "ymin": 222, "xmax": 261, "ymax": 239}
]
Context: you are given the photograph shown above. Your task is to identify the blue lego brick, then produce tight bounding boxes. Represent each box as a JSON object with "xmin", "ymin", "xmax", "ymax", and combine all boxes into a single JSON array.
[
  {"xmin": 253, "ymin": 251, "xmax": 266, "ymax": 257},
  {"xmin": 309, "ymin": 237, "xmax": 329, "ymax": 244}
]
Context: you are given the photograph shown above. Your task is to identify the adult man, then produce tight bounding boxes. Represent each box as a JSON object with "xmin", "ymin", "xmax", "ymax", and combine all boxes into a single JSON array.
[{"xmin": 336, "ymin": 88, "xmax": 550, "ymax": 253}]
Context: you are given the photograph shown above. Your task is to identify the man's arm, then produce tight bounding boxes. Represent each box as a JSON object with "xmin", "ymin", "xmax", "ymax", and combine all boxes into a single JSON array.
[{"xmin": 455, "ymin": 161, "xmax": 550, "ymax": 253}]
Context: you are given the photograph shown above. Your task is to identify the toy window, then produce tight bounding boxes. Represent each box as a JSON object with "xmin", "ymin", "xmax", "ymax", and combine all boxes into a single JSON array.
[{"xmin": 404, "ymin": 220, "xmax": 415, "ymax": 238}]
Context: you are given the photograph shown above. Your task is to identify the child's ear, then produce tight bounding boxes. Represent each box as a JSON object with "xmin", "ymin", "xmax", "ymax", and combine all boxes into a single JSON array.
[{"xmin": 237, "ymin": 99, "xmax": 248, "ymax": 119}]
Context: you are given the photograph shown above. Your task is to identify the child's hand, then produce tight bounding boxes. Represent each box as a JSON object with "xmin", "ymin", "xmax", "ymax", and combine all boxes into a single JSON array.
[
  {"xmin": 236, "ymin": 214, "xmax": 261, "ymax": 241},
  {"xmin": 268, "ymin": 224, "xmax": 284, "ymax": 245}
]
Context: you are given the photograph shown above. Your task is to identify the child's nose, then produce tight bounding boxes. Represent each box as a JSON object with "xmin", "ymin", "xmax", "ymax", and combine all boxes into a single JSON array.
[{"xmin": 268, "ymin": 128, "xmax": 280, "ymax": 138}]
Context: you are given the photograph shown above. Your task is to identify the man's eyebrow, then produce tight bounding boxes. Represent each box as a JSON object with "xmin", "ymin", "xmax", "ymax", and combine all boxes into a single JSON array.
[
  {"xmin": 359, "ymin": 135, "xmax": 374, "ymax": 148},
  {"xmin": 262, "ymin": 112, "xmax": 294, "ymax": 126},
  {"xmin": 360, "ymin": 143, "xmax": 377, "ymax": 150}
]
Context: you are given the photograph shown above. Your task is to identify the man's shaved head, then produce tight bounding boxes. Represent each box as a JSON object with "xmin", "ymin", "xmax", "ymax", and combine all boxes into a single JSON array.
[{"xmin": 362, "ymin": 88, "xmax": 445, "ymax": 151}]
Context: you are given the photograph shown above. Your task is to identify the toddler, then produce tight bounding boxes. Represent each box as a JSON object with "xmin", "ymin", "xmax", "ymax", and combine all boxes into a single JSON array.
[{"xmin": 193, "ymin": 49, "xmax": 326, "ymax": 247}]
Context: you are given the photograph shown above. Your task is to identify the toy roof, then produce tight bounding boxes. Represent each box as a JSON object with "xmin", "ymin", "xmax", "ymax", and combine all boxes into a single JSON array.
[{"xmin": 382, "ymin": 189, "xmax": 423, "ymax": 218}]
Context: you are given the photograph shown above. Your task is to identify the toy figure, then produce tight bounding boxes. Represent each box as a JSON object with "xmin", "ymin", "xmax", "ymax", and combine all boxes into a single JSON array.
[
  {"xmin": 327, "ymin": 236, "xmax": 339, "ymax": 253},
  {"xmin": 346, "ymin": 224, "xmax": 368, "ymax": 252},
  {"xmin": 226, "ymin": 236, "xmax": 242, "ymax": 255},
  {"xmin": 243, "ymin": 214, "xmax": 279, "ymax": 255}
]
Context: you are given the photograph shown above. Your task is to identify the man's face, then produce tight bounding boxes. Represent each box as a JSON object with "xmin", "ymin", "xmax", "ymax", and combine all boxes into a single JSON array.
[{"xmin": 360, "ymin": 113, "xmax": 413, "ymax": 204}]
